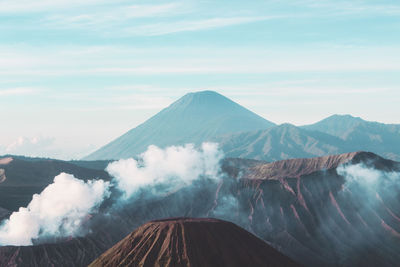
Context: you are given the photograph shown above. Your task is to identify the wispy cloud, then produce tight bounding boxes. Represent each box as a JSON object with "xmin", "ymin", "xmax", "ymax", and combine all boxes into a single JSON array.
[
  {"xmin": 299, "ymin": 0, "xmax": 400, "ymax": 16},
  {"xmin": 0, "ymin": 0, "xmax": 118, "ymax": 13},
  {"xmin": 0, "ymin": 0, "xmax": 290, "ymax": 37},
  {"xmin": 122, "ymin": 16, "xmax": 279, "ymax": 36},
  {"xmin": 0, "ymin": 136, "xmax": 98, "ymax": 160},
  {"xmin": 57, "ymin": 91, "xmax": 174, "ymax": 111},
  {"xmin": 1, "ymin": 44, "xmax": 400, "ymax": 78},
  {"xmin": 44, "ymin": 2, "xmax": 189, "ymax": 29},
  {"xmin": 0, "ymin": 87, "xmax": 40, "ymax": 96}
]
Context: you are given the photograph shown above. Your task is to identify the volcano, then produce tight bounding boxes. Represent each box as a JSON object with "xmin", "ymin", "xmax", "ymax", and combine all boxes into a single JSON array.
[
  {"xmin": 84, "ymin": 91, "xmax": 275, "ymax": 160},
  {"xmin": 89, "ymin": 218, "xmax": 301, "ymax": 267}
]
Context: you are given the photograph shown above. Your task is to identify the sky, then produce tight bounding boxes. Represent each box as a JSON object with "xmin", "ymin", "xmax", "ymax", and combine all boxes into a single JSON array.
[{"xmin": 0, "ymin": 0, "xmax": 399, "ymax": 159}]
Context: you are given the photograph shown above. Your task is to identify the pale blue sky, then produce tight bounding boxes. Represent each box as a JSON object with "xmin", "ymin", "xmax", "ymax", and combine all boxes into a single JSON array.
[{"xmin": 1, "ymin": 0, "xmax": 399, "ymax": 159}]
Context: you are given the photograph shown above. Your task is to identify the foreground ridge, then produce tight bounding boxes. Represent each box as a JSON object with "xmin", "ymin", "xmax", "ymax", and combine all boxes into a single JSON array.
[{"xmin": 89, "ymin": 217, "xmax": 301, "ymax": 267}]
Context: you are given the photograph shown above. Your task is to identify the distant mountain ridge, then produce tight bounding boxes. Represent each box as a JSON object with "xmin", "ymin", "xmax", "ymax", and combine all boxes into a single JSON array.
[
  {"xmin": 84, "ymin": 91, "xmax": 275, "ymax": 160},
  {"xmin": 302, "ymin": 114, "xmax": 400, "ymax": 138},
  {"xmin": 84, "ymin": 92, "xmax": 400, "ymax": 161},
  {"xmin": 302, "ymin": 114, "xmax": 400, "ymax": 160},
  {"xmin": 219, "ymin": 118, "xmax": 400, "ymax": 161},
  {"xmin": 216, "ymin": 123, "xmax": 349, "ymax": 161}
]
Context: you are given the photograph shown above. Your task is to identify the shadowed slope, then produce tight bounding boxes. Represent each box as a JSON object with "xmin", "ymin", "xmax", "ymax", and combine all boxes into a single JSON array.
[{"xmin": 89, "ymin": 218, "xmax": 301, "ymax": 267}]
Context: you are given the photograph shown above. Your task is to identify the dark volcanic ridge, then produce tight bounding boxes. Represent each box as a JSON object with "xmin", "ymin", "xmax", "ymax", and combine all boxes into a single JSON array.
[
  {"xmin": 89, "ymin": 217, "xmax": 301, "ymax": 267},
  {"xmin": 243, "ymin": 151, "xmax": 400, "ymax": 180}
]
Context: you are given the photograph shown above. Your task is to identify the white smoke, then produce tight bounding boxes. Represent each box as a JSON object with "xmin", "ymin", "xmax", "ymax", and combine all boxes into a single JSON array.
[
  {"xmin": 0, "ymin": 142, "xmax": 223, "ymax": 246},
  {"xmin": 0, "ymin": 173, "xmax": 110, "ymax": 246},
  {"xmin": 337, "ymin": 163, "xmax": 400, "ymax": 189},
  {"xmin": 210, "ymin": 195, "xmax": 239, "ymax": 219},
  {"xmin": 107, "ymin": 142, "xmax": 223, "ymax": 199}
]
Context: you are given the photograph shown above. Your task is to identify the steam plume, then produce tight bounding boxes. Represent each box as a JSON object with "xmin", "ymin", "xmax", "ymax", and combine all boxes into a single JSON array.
[
  {"xmin": 107, "ymin": 143, "xmax": 223, "ymax": 199},
  {"xmin": 0, "ymin": 142, "xmax": 223, "ymax": 246},
  {"xmin": 337, "ymin": 163, "xmax": 400, "ymax": 191},
  {"xmin": 0, "ymin": 173, "xmax": 110, "ymax": 246}
]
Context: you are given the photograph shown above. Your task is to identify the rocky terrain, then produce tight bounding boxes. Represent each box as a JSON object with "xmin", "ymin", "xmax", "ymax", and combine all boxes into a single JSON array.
[{"xmin": 0, "ymin": 151, "xmax": 399, "ymax": 266}]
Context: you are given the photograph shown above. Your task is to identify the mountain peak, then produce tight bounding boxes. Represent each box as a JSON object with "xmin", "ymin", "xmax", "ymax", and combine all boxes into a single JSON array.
[
  {"xmin": 85, "ymin": 91, "xmax": 275, "ymax": 160},
  {"xmin": 276, "ymin": 123, "xmax": 298, "ymax": 130},
  {"xmin": 171, "ymin": 90, "xmax": 241, "ymax": 110},
  {"xmin": 89, "ymin": 218, "xmax": 301, "ymax": 267},
  {"xmin": 302, "ymin": 114, "xmax": 366, "ymax": 139},
  {"xmin": 184, "ymin": 90, "xmax": 223, "ymax": 98},
  {"xmin": 324, "ymin": 114, "xmax": 364, "ymax": 122}
]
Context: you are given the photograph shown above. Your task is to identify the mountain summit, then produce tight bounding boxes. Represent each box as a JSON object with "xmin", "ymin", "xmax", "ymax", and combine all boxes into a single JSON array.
[{"xmin": 85, "ymin": 91, "xmax": 275, "ymax": 160}]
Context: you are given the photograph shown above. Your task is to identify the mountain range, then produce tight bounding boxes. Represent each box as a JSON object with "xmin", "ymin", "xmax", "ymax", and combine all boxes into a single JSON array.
[
  {"xmin": 85, "ymin": 91, "xmax": 400, "ymax": 161},
  {"xmin": 1, "ymin": 90, "xmax": 400, "ymax": 267}
]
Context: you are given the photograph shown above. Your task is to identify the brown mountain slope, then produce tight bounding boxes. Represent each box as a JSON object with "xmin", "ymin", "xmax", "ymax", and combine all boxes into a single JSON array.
[
  {"xmin": 243, "ymin": 151, "xmax": 399, "ymax": 180},
  {"xmin": 89, "ymin": 218, "xmax": 301, "ymax": 267}
]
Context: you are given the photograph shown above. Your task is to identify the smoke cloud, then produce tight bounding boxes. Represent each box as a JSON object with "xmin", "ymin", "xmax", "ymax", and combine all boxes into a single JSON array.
[
  {"xmin": 107, "ymin": 143, "xmax": 223, "ymax": 199},
  {"xmin": 0, "ymin": 173, "xmax": 110, "ymax": 246},
  {"xmin": 0, "ymin": 142, "xmax": 223, "ymax": 246},
  {"xmin": 337, "ymin": 163, "xmax": 400, "ymax": 192}
]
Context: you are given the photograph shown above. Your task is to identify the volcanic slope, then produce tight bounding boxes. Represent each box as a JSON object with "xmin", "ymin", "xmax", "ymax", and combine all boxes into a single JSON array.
[
  {"xmin": 1, "ymin": 152, "xmax": 400, "ymax": 267},
  {"xmin": 84, "ymin": 91, "xmax": 275, "ymax": 160},
  {"xmin": 89, "ymin": 218, "xmax": 301, "ymax": 267}
]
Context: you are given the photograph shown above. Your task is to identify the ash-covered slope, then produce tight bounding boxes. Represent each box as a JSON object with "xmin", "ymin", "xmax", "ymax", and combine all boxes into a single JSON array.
[
  {"xmin": 89, "ymin": 218, "xmax": 301, "ymax": 267},
  {"xmin": 236, "ymin": 152, "xmax": 400, "ymax": 267},
  {"xmin": 84, "ymin": 91, "xmax": 275, "ymax": 160},
  {"xmin": 243, "ymin": 151, "xmax": 397, "ymax": 180}
]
